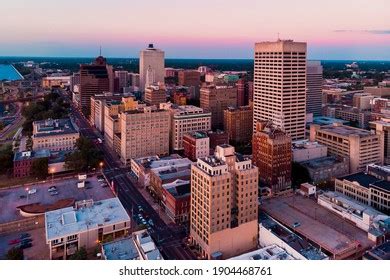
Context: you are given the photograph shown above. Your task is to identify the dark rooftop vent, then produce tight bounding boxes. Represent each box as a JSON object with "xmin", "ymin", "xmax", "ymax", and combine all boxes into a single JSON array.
[{"xmin": 148, "ymin": 43, "xmax": 154, "ymax": 49}]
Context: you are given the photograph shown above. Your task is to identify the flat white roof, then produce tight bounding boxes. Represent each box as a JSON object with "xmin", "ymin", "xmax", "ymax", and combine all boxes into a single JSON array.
[
  {"xmin": 229, "ymin": 245, "xmax": 296, "ymax": 260},
  {"xmin": 45, "ymin": 198, "xmax": 130, "ymax": 241}
]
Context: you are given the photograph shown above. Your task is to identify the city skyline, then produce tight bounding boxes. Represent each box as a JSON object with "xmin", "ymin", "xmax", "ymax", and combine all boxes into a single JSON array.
[{"xmin": 1, "ymin": 0, "xmax": 389, "ymax": 60}]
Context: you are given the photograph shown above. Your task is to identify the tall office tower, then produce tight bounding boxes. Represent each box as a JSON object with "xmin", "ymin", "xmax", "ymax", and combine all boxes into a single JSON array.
[
  {"xmin": 190, "ymin": 144, "xmax": 258, "ymax": 259},
  {"xmin": 200, "ymin": 85, "xmax": 237, "ymax": 129},
  {"xmin": 79, "ymin": 56, "xmax": 111, "ymax": 116},
  {"xmin": 306, "ymin": 61, "xmax": 323, "ymax": 116},
  {"xmin": 252, "ymin": 121, "xmax": 292, "ymax": 194},
  {"xmin": 253, "ymin": 40, "xmax": 307, "ymax": 140},
  {"xmin": 144, "ymin": 84, "xmax": 166, "ymax": 106},
  {"xmin": 119, "ymin": 107, "xmax": 169, "ymax": 165},
  {"xmin": 139, "ymin": 44, "xmax": 165, "ymax": 91}
]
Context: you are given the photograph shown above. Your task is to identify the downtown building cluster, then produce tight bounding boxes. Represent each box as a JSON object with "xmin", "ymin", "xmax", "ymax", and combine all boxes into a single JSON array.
[{"xmin": 4, "ymin": 39, "xmax": 390, "ymax": 261}]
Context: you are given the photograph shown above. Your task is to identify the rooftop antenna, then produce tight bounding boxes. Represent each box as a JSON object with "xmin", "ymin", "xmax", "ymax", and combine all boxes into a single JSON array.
[
  {"xmin": 99, "ymin": 45, "xmax": 102, "ymax": 56},
  {"xmin": 277, "ymin": 32, "xmax": 280, "ymax": 40}
]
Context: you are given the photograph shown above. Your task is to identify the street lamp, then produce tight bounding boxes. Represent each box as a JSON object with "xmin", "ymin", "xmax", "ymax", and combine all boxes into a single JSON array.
[
  {"xmin": 99, "ymin": 161, "xmax": 104, "ymax": 174},
  {"xmin": 50, "ymin": 167, "xmax": 55, "ymax": 184},
  {"xmin": 25, "ymin": 187, "xmax": 29, "ymax": 204}
]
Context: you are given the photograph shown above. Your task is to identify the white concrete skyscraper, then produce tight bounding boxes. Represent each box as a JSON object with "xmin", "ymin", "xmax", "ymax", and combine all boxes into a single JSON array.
[
  {"xmin": 306, "ymin": 61, "xmax": 323, "ymax": 117},
  {"xmin": 139, "ymin": 44, "xmax": 165, "ymax": 91},
  {"xmin": 253, "ymin": 40, "xmax": 307, "ymax": 140}
]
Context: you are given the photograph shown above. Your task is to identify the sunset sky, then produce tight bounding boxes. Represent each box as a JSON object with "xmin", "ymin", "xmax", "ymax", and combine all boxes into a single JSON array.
[{"xmin": 0, "ymin": 0, "xmax": 389, "ymax": 59}]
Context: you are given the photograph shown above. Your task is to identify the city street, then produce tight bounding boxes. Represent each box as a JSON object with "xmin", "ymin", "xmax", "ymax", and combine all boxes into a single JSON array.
[{"xmin": 66, "ymin": 91, "xmax": 196, "ymax": 260}]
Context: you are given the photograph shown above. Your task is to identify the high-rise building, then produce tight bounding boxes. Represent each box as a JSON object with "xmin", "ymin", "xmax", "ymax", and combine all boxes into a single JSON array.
[
  {"xmin": 200, "ymin": 85, "xmax": 237, "ymax": 129},
  {"xmin": 190, "ymin": 144, "xmax": 258, "ymax": 259},
  {"xmin": 252, "ymin": 121, "xmax": 292, "ymax": 194},
  {"xmin": 144, "ymin": 84, "xmax": 166, "ymax": 106},
  {"xmin": 79, "ymin": 56, "xmax": 112, "ymax": 115},
  {"xmin": 306, "ymin": 61, "xmax": 323, "ymax": 117},
  {"xmin": 119, "ymin": 107, "xmax": 169, "ymax": 165},
  {"xmin": 139, "ymin": 44, "xmax": 165, "ymax": 91},
  {"xmin": 223, "ymin": 106, "xmax": 253, "ymax": 144},
  {"xmin": 253, "ymin": 40, "xmax": 307, "ymax": 140},
  {"xmin": 161, "ymin": 103, "xmax": 211, "ymax": 152},
  {"xmin": 310, "ymin": 123, "xmax": 384, "ymax": 173}
]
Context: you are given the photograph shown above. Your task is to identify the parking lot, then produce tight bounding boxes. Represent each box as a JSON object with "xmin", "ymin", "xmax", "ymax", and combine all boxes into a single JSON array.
[
  {"xmin": 0, "ymin": 175, "xmax": 114, "ymax": 224},
  {"xmin": 0, "ymin": 227, "xmax": 49, "ymax": 260}
]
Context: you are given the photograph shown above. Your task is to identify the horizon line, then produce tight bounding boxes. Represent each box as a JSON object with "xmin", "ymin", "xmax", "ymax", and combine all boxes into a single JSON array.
[{"xmin": 0, "ymin": 55, "xmax": 390, "ymax": 62}]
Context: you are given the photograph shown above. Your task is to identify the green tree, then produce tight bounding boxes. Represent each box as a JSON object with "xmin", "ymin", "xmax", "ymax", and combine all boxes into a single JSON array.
[
  {"xmin": 0, "ymin": 144, "xmax": 14, "ymax": 174},
  {"xmin": 291, "ymin": 161, "xmax": 312, "ymax": 188},
  {"xmin": 64, "ymin": 150, "xmax": 85, "ymax": 172},
  {"xmin": 65, "ymin": 137, "xmax": 103, "ymax": 172},
  {"xmin": 6, "ymin": 247, "xmax": 24, "ymax": 260},
  {"xmin": 31, "ymin": 157, "xmax": 49, "ymax": 179},
  {"xmin": 69, "ymin": 247, "xmax": 87, "ymax": 260}
]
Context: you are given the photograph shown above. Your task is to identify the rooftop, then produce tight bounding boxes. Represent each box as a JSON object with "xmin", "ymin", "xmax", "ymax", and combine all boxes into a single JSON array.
[
  {"xmin": 292, "ymin": 140, "xmax": 325, "ymax": 150},
  {"xmin": 363, "ymin": 241, "xmax": 390, "ymax": 260},
  {"xmin": 229, "ymin": 245, "xmax": 295, "ymax": 260},
  {"xmin": 45, "ymin": 198, "xmax": 130, "ymax": 241},
  {"xmin": 133, "ymin": 230, "xmax": 163, "ymax": 260},
  {"xmin": 301, "ymin": 156, "xmax": 346, "ymax": 169},
  {"xmin": 14, "ymin": 149, "xmax": 50, "ymax": 161},
  {"xmin": 33, "ymin": 118, "xmax": 78, "ymax": 137},
  {"xmin": 317, "ymin": 123, "xmax": 375, "ymax": 137},
  {"xmin": 102, "ymin": 237, "xmax": 140, "ymax": 260},
  {"xmin": 185, "ymin": 131, "xmax": 208, "ymax": 139},
  {"xmin": 312, "ymin": 116, "xmax": 349, "ymax": 126},
  {"xmin": 259, "ymin": 213, "xmax": 328, "ymax": 260},
  {"xmin": 163, "ymin": 179, "xmax": 191, "ymax": 198},
  {"xmin": 260, "ymin": 194, "xmax": 375, "ymax": 258},
  {"xmin": 339, "ymin": 172, "xmax": 390, "ymax": 192},
  {"xmin": 199, "ymin": 155, "xmax": 225, "ymax": 167}
]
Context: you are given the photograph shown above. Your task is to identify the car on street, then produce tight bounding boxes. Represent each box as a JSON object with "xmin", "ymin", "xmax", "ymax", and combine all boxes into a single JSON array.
[
  {"xmin": 8, "ymin": 239, "xmax": 20, "ymax": 245},
  {"xmin": 50, "ymin": 191, "xmax": 59, "ymax": 196},
  {"xmin": 292, "ymin": 222, "xmax": 301, "ymax": 228},
  {"xmin": 20, "ymin": 238, "xmax": 33, "ymax": 244},
  {"xmin": 15, "ymin": 242, "xmax": 32, "ymax": 250},
  {"xmin": 19, "ymin": 233, "xmax": 31, "ymax": 239},
  {"xmin": 27, "ymin": 188, "xmax": 37, "ymax": 195},
  {"xmin": 48, "ymin": 186, "xmax": 57, "ymax": 192}
]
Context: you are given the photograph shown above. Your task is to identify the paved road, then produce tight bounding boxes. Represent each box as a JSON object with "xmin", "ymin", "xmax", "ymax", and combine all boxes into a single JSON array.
[{"xmin": 66, "ymin": 91, "xmax": 196, "ymax": 260}]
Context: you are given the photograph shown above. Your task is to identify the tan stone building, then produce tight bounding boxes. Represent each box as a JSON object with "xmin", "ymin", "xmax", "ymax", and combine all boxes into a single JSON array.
[
  {"xmin": 119, "ymin": 107, "xmax": 169, "ymax": 165},
  {"xmin": 190, "ymin": 144, "xmax": 258, "ymax": 259},
  {"xmin": 144, "ymin": 84, "xmax": 166, "ymax": 106},
  {"xmin": 32, "ymin": 118, "xmax": 79, "ymax": 152},
  {"xmin": 252, "ymin": 121, "xmax": 292, "ymax": 194},
  {"xmin": 160, "ymin": 103, "xmax": 211, "ymax": 152},
  {"xmin": 253, "ymin": 40, "xmax": 307, "ymax": 140},
  {"xmin": 223, "ymin": 105, "xmax": 253, "ymax": 144},
  {"xmin": 310, "ymin": 123, "xmax": 384, "ymax": 173},
  {"xmin": 200, "ymin": 85, "xmax": 237, "ymax": 129}
]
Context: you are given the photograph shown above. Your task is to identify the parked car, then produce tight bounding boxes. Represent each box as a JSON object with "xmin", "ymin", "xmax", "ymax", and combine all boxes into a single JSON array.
[
  {"xmin": 97, "ymin": 178, "xmax": 105, "ymax": 182},
  {"xmin": 19, "ymin": 233, "xmax": 31, "ymax": 239},
  {"xmin": 20, "ymin": 238, "xmax": 32, "ymax": 244},
  {"xmin": 48, "ymin": 186, "xmax": 57, "ymax": 192},
  {"xmin": 50, "ymin": 191, "xmax": 59, "ymax": 196},
  {"xmin": 8, "ymin": 239, "xmax": 20, "ymax": 245},
  {"xmin": 292, "ymin": 222, "xmax": 301, "ymax": 228},
  {"xmin": 27, "ymin": 188, "xmax": 37, "ymax": 195}
]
